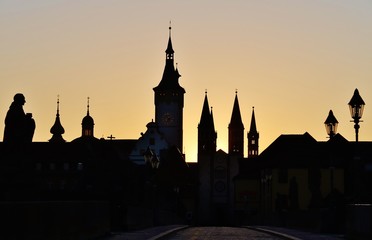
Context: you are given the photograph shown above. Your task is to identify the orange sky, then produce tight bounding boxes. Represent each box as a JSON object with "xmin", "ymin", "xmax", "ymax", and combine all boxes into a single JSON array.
[{"xmin": 1, "ymin": 0, "xmax": 372, "ymax": 162}]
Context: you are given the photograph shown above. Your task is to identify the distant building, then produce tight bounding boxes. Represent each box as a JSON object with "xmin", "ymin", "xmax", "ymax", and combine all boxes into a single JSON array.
[
  {"xmin": 197, "ymin": 91, "xmax": 259, "ymax": 225},
  {"xmin": 0, "ymin": 26, "xmax": 191, "ymax": 236}
]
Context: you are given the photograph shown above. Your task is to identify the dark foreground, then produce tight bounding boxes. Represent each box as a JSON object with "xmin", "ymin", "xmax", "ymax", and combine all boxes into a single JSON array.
[
  {"xmin": 160, "ymin": 226, "xmax": 282, "ymax": 240},
  {"xmin": 103, "ymin": 225, "xmax": 345, "ymax": 240}
]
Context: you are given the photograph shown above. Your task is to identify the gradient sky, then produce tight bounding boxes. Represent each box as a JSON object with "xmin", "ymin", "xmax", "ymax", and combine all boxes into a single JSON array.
[{"xmin": 1, "ymin": 0, "xmax": 372, "ymax": 162}]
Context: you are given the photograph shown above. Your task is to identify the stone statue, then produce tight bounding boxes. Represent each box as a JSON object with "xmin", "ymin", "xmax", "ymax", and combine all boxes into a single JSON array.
[{"xmin": 3, "ymin": 93, "xmax": 35, "ymax": 143}]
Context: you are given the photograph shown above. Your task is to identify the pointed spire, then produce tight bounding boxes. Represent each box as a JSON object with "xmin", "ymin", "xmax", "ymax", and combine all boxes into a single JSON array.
[
  {"xmin": 229, "ymin": 91, "xmax": 244, "ymax": 128},
  {"xmin": 49, "ymin": 95, "xmax": 65, "ymax": 143},
  {"xmin": 199, "ymin": 91, "xmax": 212, "ymax": 127},
  {"xmin": 198, "ymin": 91, "xmax": 217, "ymax": 154},
  {"xmin": 153, "ymin": 24, "xmax": 184, "ymax": 93},
  {"xmin": 198, "ymin": 90, "xmax": 216, "ymax": 131},
  {"xmin": 249, "ymin": 107, "xmax": 258, "ymax": 133},
  {"xmin": 229, "ymin": 91, "xmax": 244, "ymax": 156},
  {"xmin": 166, "ymin": 21, "xmax": 174, "ymax": 55},
  {"xmin": 248, "ymin": 106, "xmax": 259, "ymax": 158},
  {"xmin": 210, "ymin": 106, "xmax": 216, "ymax": 133}
]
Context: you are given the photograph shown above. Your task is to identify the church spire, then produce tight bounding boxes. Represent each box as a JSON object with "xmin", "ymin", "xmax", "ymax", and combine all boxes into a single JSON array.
[
  {"xmin": 199, "ymin": 91, "xmax": 212, "ymax": 127},
  {"xmin": 153, "ymin": 25, "xmax": 186, "ymax": 152},
  {"xmin": 229, "ymin": 91, "xmax": 244, "ymax": 128},
  {"xmin": 198, "ymin": 91, "xmax": 217, "ymax": 154},
  {"xmin": 228, "ymin": 91, "xmax": 244, "ymax": 157},
  {"xmin": 49, "ymin": 95, "xmax": 65, "ymax": 143},
  {"xmin": 249, "ymin": 107, "xmax": 257, "ymax": 133},
  {"xmin": 166, "ymin": 22, "xmax": 174, "ymax": 59},
  {"xmin": 154, "ymin": 25, "xmax": 184, "ymax": 92},
  {"xmin": 248, "ymin": 107, "xmax": 259, "ymax": 158}
]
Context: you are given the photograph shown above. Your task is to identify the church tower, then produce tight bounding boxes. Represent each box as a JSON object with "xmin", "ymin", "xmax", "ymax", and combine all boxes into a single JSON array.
[
  {"xmin": 247, "ymin": 107, "xmax": 259, "ymax": 158},
  {"xmin": 49, "ymin": 96, "xmax": 65, "ymax": 143},
  {"xmin": 81, "ymin": 97, "xmax": 94, "ymax": 138},
  {"xmin": 228, "ymin": 92, "xmax": 244, "ymax": 158},
  {"xmin": 197, "ymin": 91, "xmax": 217, "ymax": 225},
  {"xmin": 153, "ymin": 26, "xmax": 185, "ymax": 151},
  {"xmin": 198, "ymin": 92, "xmax": 217, "ymax": 155}
]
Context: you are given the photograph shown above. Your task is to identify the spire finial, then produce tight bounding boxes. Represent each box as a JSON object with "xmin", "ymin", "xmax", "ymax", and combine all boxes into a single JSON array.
[
  {"xmin": 57, "ymin": 95, "xmax": 60, "ymax": 115},
  {"xmin": 87, "ymin": 97, "xmax": 90, "ymax": 116},
  {"xmin": 235, "ymin": 89, "xmax": 238, "ymax": 95},
  {"xmin": 169, "ymin": 21, "xmax": 172, "ymax": 37},
  {"xmin": 205, "ymin": 89, "xmax": 207, "ymax": 95}
]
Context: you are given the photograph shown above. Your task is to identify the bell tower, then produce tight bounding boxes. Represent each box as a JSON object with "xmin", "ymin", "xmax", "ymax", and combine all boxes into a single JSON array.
[
  {"xmin": 153, "ymin": 25, "xmax": 185, "ymax": 151},
  {"xmin": 247, "ymin": 107, "xmax": 259, "ymax": 158},
  {"xmin": 228, "ymin": 91, "xmax": 244, "ymax": 158}
]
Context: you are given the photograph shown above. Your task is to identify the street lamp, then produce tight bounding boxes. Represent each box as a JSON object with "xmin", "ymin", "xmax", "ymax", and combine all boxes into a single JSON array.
[
  {"xmin": 143, "ymin": 146, "xmax": 159, "ymax": 168},
  {"xmin": 348, "ymin": 89, "xmax": 365, "ymax": 142},
  {"xmin": 324, "ymin": 110, "xmax": 338, "ymax": 138},
  {"xmin": 144, "ymin": 146, "xmax": 154, "ymax": 164},
  {"xmin": 324, "ymin": 110, "xmax": 338, "ymax": 193}
]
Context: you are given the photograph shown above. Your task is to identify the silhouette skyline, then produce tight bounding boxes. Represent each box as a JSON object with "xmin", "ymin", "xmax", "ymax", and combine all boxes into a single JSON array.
[{"xmin": 1, "ymin": 1, "xmax": 372, "ymax": 162}]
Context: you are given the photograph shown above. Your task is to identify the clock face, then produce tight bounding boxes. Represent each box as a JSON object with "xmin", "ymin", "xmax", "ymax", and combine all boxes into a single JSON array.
[{"xmin": 161, "ymin": 112, "xmax": 175, "ymax": 125}]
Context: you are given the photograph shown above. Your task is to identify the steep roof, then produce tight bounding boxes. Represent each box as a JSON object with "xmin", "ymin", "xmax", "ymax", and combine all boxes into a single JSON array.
[
  {"xmin": 249, "ymin": 107, "xmax": 257, "ymax": 134},
  {"xmin": 229, "ymin": 93, "xmax": 244, "ymax": 129},
  {"xmin": 153, "ymin": 27, "xmax": 185, "ymax": 93}
]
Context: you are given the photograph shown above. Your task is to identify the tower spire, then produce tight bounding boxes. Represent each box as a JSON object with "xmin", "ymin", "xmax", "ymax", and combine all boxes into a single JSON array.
[
  {"xmin": 248, "ymin": 106, "xmax": 259, "ymax": 158},
  {"xmin": 198, "ymin": 92, "xmax": 217, "ymax": 154},
  {"xmin": 49, "ymin": 95, "xmax": 65, "ymax": 143},
  {"xmin": 82, "ymin": 97, "xmax": 94, "ymax": 137},
  {"xmin": 249, "ymin": 107, "xmax": 257, "ymax": 133},
  {"xmin": 229, "ymin": 92, "xmax": 244, "ymax": 157},
  {"xmin": 153, "ymin": 25, "xmax": 185, "ymax": 151}
]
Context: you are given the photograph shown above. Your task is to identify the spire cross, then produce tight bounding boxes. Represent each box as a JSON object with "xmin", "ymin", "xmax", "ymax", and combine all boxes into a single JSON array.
[{"xmin": 107, "ymin": 134, "xmax": 115, "ymax": 140}]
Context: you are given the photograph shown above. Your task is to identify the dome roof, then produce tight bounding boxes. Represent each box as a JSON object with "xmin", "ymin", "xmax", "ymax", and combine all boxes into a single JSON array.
[{"xmin": 82, "ymin": 114, "xmax": 94, "ymax": 127}]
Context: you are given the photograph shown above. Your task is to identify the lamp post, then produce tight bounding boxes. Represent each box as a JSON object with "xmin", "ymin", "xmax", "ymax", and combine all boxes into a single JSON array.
[
  {"xmin": 348, "ymin": 89, "xmax": 365, "ymax": 143},
  {"xmin": 324, "ymin": 110, "xmax": 339, "ymax": 139},
  {"xmin": 144, "ymin": 146, "xmax": 159, "ymax": 168},
  {"xmin": 324, "ymin": 110, "xmax": 338, "ymax": 192},
  {"xmin": 144, "ymin": 146, "xmax": 154, "ymax": 165}
]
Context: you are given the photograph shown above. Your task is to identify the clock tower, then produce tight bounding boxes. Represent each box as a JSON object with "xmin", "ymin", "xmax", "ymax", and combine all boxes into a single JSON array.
[{"xmin": 153, "ymin": 26, "xmax": 185, "ymax": 151}]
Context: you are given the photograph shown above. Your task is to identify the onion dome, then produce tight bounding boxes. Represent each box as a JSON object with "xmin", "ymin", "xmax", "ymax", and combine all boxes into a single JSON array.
[
  {"xmin": 82, "ymin": 97, "xmax": 94, "ymax": 137},
  {"xmin": 49, "ymin": 96, "xmax": 65, "ymax": 143}
]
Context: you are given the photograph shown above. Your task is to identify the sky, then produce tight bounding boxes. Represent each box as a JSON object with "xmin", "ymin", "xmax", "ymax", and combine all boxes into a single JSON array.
[{"xmin": 1, "ymin": 0, "xmax": 372, "ymax": 162}]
